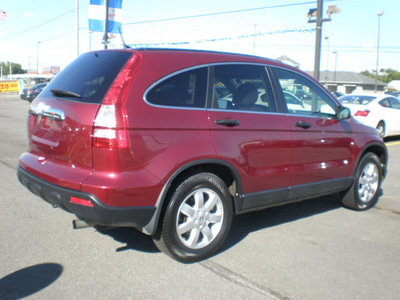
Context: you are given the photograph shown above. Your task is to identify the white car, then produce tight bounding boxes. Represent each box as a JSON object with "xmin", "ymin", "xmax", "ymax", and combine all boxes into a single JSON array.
[{"xmin": 338, "ymin": 93, "xmax": 400, "ymax": 138}]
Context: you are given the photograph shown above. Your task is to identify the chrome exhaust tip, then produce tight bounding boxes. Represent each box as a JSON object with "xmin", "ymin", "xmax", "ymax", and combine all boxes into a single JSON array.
[{"xmin": 72, "ymin": 219, "xmax": 92, "ymax": 229}]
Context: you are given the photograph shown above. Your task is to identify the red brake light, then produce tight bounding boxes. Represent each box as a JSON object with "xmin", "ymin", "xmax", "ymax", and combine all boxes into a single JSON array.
[
  {"xmin": 93, "ymin": 53, "xmax": 141, "ymax": 149},
  {"xmin": 354, "ymin": 110, "xmax": 370, "ymax": 117}
]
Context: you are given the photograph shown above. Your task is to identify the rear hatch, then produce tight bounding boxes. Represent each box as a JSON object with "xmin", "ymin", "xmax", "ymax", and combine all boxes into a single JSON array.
[{"xmin": 20, "ymin": 50, "xmax": 133, "ymax": 189}]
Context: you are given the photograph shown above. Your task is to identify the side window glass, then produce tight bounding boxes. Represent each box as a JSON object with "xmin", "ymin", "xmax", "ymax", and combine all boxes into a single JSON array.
[
  {"xmin": 212, "ymin": 64, "xmax": 276, "ymax": 113},
  {"xmin": 389, "ymin": 98, "xmax": 400, "ymax": 109},
  {"xmin": 272, "ymin": 67, "xmax": 336, "ymax": 117},
  {"xmin": 379, "ymin": 99, "xmax": 390, "ymax": 108},
  {"xmin": 146, "ymin": 67, "xmax": 207, "ymax": 108}
]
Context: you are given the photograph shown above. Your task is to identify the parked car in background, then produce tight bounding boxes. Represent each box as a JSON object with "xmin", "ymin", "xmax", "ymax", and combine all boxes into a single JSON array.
[
  {"xmin": 18, "ymin": 49, "xmax": 387, "ymax": 263},
  {"xmin": 20, "ymin": 83, "xmax": 47, "ymax": 102},
  {"xmin": 294, "ymin": 89, "xmax": 312, "ymax": 100},
  {"xmin": 338, "ymin": 93, "xmax": 400, "ymax": 138},
  {"xmin": 332, "ymin": 91, "xmax": 344, "ymax": 98},
  {"xmin": 384, "ymin": 91, "xmax": 400, "ymax": 99},
  {"xmin": 283, "ymin": 91, "xmax": 311, "ymax": 112},
  {"xmin": 27, "ymin": 85, "xmax": 46, "ymax": 102}
]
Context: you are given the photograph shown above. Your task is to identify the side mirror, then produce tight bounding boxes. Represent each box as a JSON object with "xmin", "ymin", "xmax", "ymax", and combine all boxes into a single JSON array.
[{"xmin": 337, "ymin": 106, "xmax": 351, "ymax": 120}]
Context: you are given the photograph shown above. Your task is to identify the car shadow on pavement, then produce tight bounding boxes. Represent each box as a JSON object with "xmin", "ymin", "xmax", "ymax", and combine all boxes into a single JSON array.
[
  {"xmin": 95, "ymin": 194, "xmax": 342, "ymax": 257},
  {"xmin": 221, "ymin": 194, "xmax": 342, "ymax": 253},
  {"xmin": 95, "ymin": 226, "xmax": 160, "ymax": 253}
]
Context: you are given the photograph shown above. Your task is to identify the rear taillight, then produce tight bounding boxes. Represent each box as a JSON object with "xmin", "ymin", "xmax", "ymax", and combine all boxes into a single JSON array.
[
  {"xmin": 92, "ymin": 53, "xmax": 141, "ymax": 149},
  {"xmin": 354, "ymin": 110, "xmax": 370, "ymax": 117},
  {"xmin": 93, "ymin": 105, "xmax": 129, "ymax": 149}
]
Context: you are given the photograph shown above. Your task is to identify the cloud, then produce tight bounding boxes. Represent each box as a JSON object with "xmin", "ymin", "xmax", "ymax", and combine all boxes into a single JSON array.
[{"xmin": 21, "ymin": 12, "xmax": 34, "ymax": 18}]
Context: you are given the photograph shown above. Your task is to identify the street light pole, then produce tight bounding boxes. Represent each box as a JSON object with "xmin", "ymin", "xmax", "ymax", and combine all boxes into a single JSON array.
[
  {"xmin": 333, "ymin": 51, "xmax": 338, "ymax": 86},
  {"xmin": 375, "ymin": 11, "xmax": 384, "ymax": 92},
  {"xmin": 253, "ymin": 24, "xmax": 257, "ymax": 55},
  {"xmin": 36, "ymin": 41, "xmax": 41, "ymax": 75},
  {"xmin": 325, "ymin": 36, "xmax": 329, "ymax": 83}
]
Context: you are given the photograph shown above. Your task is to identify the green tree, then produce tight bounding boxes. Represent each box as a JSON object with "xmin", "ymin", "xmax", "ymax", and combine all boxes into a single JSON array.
[
  {"xmin": 0, "ymin": 61, "xmax": 26, "ymax": 76},
  {"xmin": 384, "ymin": 69, "xmax": 400, "ymax": 82},
  {"xmin": 361, "ymin": 68, "xmax": 400, "ymax": 84}
]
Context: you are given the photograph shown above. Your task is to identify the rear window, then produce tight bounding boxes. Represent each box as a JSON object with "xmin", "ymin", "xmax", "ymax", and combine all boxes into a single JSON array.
[
  {"xmin": 39, "ymin": 51, "xmax": 132, "ymax": 104},
  {"xmin": 338, "ymin": 95, "xmax": 376, "ymax": 105}
]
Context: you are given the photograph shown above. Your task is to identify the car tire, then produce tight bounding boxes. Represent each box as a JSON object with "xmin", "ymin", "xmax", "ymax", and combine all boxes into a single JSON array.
[
  {"xmin": 341, "ymin": 153, "xmax": 382, "ymax": 211},
  {"xmin": 153, "ymin": 173, "xmax": 233, "ymax": 263},
  {"xmin": 376, "ymin": 122, "xmax": 385, "ymax": 139}
]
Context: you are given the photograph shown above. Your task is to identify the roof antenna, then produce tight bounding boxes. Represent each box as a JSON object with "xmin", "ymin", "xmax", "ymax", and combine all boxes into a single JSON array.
[{"xmin": 118, "ymin": 26, "xmax": 131, "ymax": 49}]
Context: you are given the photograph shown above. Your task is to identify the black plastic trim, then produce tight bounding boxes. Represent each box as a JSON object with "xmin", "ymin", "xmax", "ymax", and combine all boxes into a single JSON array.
[
  {"xmin": 237, "ymin": 177, "xmax": 353, "ymax": 214},
  {"xmin": 17, "ymin": 165, "xmax": 156, "ymax": 231}
]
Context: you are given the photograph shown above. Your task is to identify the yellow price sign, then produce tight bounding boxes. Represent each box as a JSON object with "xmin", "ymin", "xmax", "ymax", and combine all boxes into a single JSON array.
[{"xmin": 0, "ymin": 81, "xmax": 20, "ymax": 93}]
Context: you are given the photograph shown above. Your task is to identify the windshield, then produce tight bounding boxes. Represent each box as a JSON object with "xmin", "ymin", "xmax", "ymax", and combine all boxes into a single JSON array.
[
  {"xmin": 338, "ymin": 95, "xmax": 376, "ymax": 105},
  {"xmin": 39, "ymin": 51, "xmax": 132, "ymax": 104}
]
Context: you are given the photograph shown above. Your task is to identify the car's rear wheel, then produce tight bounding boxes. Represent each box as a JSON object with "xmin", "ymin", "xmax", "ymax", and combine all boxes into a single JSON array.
[
  {"xmin": 153, "ymin": 173, "xmax": 233, "ymax": 263},
  {"xmin": 376, "ymin": 122, "xmax": 385, "ymax": 138},
  {"xmin": 341, "ymin": 153, "xmax": 382, "ymax": 210}
]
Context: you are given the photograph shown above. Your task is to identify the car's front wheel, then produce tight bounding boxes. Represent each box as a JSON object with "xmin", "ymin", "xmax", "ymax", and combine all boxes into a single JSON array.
[
  {"xmin": 341, "ymin": 153, "xmax": 382, "ymax": 210},
  {"xmin": 153, "ymin": 173, "xmax": 233, "ymax": 263}
]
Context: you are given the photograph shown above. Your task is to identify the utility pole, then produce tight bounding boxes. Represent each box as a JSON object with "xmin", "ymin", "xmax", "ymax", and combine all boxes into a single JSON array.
[
  {"xmin": 308, "ymin": 1, "xmax": 340, "ymax": 81},
  {"xmin": 313, "ymin": 0, "xmax": 323, "ymax": 81},
  {"xmin": 103, "ymin": 0, "xmax": 109, "ymax": 49},
  {"xmin": 375, "ymin": 11, "xmax": 384, "ymax": 92},
  {"xmin": 76, "ymin": 0, "xmax": 79, "ymax": 56}
]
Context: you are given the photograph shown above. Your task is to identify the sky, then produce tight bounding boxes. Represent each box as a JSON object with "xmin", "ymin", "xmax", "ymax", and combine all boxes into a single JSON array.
[{"xmin": 0, "ymin": 0, "xmax": 399, "ymax": 74}]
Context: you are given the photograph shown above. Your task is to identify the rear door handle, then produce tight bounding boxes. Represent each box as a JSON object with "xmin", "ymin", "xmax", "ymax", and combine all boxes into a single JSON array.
[
  {"xmin": 295, "ymin": 121, "xmax": 311, "ymax": 129},
  {"xmin": 215, "ymin": 119, "xmax": 240, "ymax": 127}
]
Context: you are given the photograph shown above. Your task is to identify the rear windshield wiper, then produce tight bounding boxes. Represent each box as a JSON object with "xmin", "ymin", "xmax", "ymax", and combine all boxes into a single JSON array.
[{"xmin": 51, "ymin": 89, "xmax": 82, "ymax": 99}]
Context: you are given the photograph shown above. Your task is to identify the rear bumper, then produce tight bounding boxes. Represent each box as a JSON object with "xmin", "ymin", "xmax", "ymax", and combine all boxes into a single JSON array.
[{"xmin": 17, "ymin": 165, "xmax": 156, "ymax": 232}]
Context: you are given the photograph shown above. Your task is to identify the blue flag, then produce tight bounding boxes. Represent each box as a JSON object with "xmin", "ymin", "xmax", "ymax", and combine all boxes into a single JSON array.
[{"xmin": 88, "ymin": 0, "xmax": 123, "ymax": 33}]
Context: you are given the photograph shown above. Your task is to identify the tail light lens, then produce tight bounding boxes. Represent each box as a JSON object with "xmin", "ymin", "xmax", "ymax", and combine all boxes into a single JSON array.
[
  {"xmin": 354, "ymin": 110, "xmax": 370, "ymax": 117},
  {"xmin": 92, "ymin": 53, "xmax": 141, "ymax": 149},
  {"xmin": 93, "ymin": 105, "xmax": 129, "ymax": 149}
]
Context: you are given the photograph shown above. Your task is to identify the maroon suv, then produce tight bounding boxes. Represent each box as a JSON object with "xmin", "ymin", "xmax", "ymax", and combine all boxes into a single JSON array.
[{"xmin": 18, "ymin": 49, "xmax": 387, "ymax": 263}]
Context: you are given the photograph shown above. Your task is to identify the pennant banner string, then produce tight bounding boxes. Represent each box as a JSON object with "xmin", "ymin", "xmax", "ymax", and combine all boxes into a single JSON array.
[{"xmin": 128, "ymin": 28, "xmax": 315, "ymax": 48}]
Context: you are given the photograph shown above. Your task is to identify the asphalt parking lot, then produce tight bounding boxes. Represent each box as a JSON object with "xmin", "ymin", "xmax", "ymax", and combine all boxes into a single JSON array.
[{"xmin": 1, "ymin": 94, "xmax": 399, "ymax": 300}]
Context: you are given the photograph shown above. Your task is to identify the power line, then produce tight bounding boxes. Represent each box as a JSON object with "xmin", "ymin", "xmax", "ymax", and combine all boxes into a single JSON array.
[
  {"xmin": 124, "ymin": 0, "xmax": 337, "ymax": 26},
  {"xmin": 3, "ymin": 1, "xmax": 336, "ymax": 45},
  {"xmin": 2, "ymin": 9, "xmax": 74, "ymax": 40},
  {"xmin": 39, "ymin": 30, "xmax": 76, "ymax": 44},
  {"xmin": 254, "ymin": 44, "xmax": 400, "ymax": 54}
]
